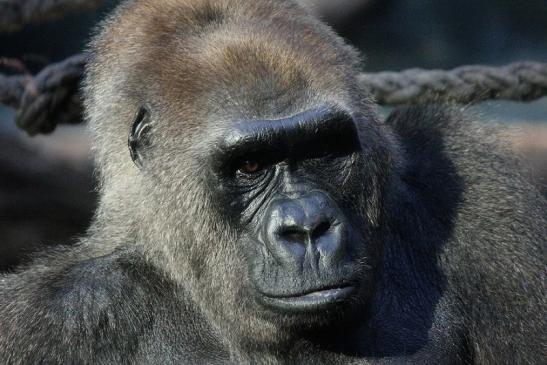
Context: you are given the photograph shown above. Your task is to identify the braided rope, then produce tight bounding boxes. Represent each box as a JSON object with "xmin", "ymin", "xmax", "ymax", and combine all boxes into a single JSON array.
[
  {"xmin": 0, "ymin": 54, "xmax": 86, "ymax": 135},
  {"xmin": 0, "ymin": 0, "xmax": 104, "ymax": 33},
  {"xmin": 1, "ymin": 56, "xmax": 546, "ymax": 135},
  {"xmin": 359, "ymin": 61, "xmax": 547, "ymax": 105}
]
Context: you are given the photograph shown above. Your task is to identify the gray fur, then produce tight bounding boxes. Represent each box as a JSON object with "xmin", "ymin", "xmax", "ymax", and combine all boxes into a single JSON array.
[{"xmin": 0, "ymin": 0, "xmax": 545, "ymax": 364}]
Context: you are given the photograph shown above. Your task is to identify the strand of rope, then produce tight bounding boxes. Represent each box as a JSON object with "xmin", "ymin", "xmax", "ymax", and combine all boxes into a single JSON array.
[
  {"xmin": 359, "ymin": 61, "xmax": 547, "ymax": 105},
  {"xmin": 1, "ymin": 55, "xmax": 546, "ymax": 135},
  {"xmin": 0, "ymin": 0, "xmax": 105, "ymax": 33},
  {"xmin": 0, "ymin": 54, "xmax": 86, "ymax": 135}
]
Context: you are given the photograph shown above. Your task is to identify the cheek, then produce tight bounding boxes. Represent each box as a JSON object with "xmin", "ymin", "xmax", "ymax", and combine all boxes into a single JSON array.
[
  {"xmin": 197, "ymin": 216, "xmax": 247, "ymax": 273},
  {"xmin": 186, "ymin": 226, "xmax": 249, "ymax": 303}
]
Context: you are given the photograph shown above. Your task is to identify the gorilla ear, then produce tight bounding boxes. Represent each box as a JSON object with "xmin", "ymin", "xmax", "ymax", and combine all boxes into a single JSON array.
[{"xmin": 128, "ymin": 106, "xmax": 153, "ymax": 168}]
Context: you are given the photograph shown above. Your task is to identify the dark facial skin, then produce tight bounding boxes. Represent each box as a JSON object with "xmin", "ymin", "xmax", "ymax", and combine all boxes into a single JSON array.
[{"xmin": 205, "ymin": 108, "xmax": 373, "ymax": 320}]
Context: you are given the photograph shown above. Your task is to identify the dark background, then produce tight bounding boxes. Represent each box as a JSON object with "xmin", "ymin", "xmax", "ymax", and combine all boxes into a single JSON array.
[{"xmin": 1, "ymin": 0, "xmax": 546, "ymax": 270}]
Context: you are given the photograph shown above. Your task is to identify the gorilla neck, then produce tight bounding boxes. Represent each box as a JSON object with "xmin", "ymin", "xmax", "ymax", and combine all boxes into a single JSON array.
[
  {"xmin": 225, "ymin": 321, "xmax": 370, "ymax": 363},
  {"xmin": 91, "ymin": 177, "xmax": 383, "ymax": 360},
  {"xmin": 207, "ymin": 287, "xmax": 376, "ymax": 360}
]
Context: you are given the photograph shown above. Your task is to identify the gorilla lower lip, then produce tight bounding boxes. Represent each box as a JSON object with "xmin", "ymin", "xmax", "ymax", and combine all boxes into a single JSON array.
[{"xmin": 261, "ymin": 286, "xmax": 355, "ymax": 311}]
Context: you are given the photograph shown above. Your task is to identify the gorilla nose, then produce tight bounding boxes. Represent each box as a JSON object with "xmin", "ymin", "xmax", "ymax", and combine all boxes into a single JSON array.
[
  {"xmin": 277, "ymin": 219, "xmax": 332, "ymax": 244},
  {"xmin": 265, "ymin": 193, "xmax": 347, "ymax": 266}
]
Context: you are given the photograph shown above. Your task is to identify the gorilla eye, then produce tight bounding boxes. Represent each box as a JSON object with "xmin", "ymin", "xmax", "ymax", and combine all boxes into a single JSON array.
[{"xmin": 238, "ymin": 160, "xmax": 262, "ymax": 174}]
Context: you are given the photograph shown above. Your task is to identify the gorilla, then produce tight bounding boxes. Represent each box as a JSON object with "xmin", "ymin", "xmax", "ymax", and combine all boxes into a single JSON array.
[{"xmin": 0, "ymin": 0, "xmax": 545, "ymax": 364}]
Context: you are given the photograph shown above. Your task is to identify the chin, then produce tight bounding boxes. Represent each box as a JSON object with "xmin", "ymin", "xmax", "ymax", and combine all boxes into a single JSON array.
[{"xmin": 251, "ymin": 280, "xmax": 369, "ymax": 331}]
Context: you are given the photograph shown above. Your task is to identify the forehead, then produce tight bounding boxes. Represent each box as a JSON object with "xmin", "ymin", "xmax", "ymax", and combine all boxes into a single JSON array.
[{"xmin": 98, "ymin": 0, "xmax": 359, "ymax": 129}]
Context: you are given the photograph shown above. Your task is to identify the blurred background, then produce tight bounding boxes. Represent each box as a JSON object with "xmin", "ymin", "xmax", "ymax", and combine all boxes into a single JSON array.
[{"xmin": 1, "ymin": 0, "xmax": 546, "ymax": 271}]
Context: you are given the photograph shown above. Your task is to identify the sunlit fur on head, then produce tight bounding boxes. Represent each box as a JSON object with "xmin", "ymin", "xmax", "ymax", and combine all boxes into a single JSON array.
[{"xmin": 83, "ymin": 0, "xmax": 396, "ymax": 351}]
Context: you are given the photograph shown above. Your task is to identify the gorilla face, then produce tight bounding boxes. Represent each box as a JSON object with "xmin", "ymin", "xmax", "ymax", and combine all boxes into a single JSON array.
[
  {"xmin": 116, "ymin": 0, "xmax": 395, "ymax": 338},
  {"xmin": 205, "ymin": 107, "xmax": 379, "ymax": 323},
  {"xmin": 129, "ymin": 103, "xmax": 386, "ymax": 332}
]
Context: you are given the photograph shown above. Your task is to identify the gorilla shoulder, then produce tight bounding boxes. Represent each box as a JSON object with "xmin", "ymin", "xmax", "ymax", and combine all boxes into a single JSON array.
[
  {"xmin": 0, "ymin": 248, "xmax": 226, "ymax": 363},
  {"xmin": 387, "ymin": 105, "xmax": 546, "ymax": 363},
  {"xmin": 0, "ymin": 250, "xmax": 147, "ymax": 362}
]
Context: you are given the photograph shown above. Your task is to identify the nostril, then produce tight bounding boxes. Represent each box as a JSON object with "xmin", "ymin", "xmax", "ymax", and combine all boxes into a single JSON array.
[
  {"xmin": 278, "ymin": 226, "xmax": 308, "ymax": 243},
  {"xmin": 277, "ymin": 220, "xmax": 332, "ymax": 243},
  {"xmin": 311, "ymin": 221, "xmax": 331, "ymax": 239}
]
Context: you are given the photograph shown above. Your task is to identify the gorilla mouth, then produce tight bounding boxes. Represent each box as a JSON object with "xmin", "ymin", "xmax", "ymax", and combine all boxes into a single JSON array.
[{"xmin": 259, "ymin": 285, "xmax": 356, "ymax": 312}]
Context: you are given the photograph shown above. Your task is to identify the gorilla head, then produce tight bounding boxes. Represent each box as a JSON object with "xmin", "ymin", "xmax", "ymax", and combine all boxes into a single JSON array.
[{"xmin": 85, "ymin": 0, "xmax": 396, "ymax": 346}]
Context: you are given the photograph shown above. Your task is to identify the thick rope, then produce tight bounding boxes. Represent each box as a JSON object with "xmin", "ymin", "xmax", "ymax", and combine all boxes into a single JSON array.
[
  {"xmin": 0, "ymin": 0, "xmax": 104, "ymax": 33},
  {"xmin": 359, "ymin": 62, "xmax": 547, "ymax": 105},
  {"xmin": 1, "ymin": 56, "xmax": 547, "ymax": 135},
  {"xmin": 0, "ymin": 54, "xmax": 86, "ymax": 135}
]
